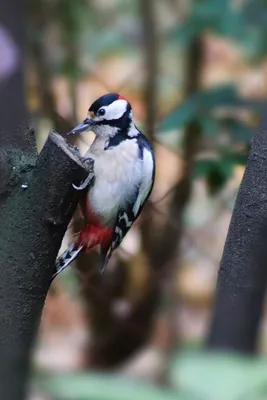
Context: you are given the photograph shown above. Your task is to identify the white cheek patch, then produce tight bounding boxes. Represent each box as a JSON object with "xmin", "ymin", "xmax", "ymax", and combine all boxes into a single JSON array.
[{"xmin": 103, "ymin": 99, "xmax": 128, "ymax": 120}]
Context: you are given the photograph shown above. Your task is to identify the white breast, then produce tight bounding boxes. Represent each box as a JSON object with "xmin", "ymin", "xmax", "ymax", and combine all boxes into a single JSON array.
[{"xmin": 85, "ymin": 138, "xmax": 142, "ymax": 226}]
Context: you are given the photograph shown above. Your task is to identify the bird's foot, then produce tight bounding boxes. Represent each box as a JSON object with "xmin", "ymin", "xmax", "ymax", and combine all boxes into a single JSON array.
[
  {"xmin": 72, "ymin": 171, "xmax": 94, "ymax": 191},
  {"xmin": 72, "ymin": 157, "xmax": 94, "ymax": 190},
  {"xmin": 81, "ymin": 157, "xmax": 94, "ymax": 169}
]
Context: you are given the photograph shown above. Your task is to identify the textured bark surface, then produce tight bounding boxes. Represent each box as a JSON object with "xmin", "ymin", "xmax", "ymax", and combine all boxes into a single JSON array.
[
  {"xmin": 207, "ymin": 115, "xmax": 267, "ymax": 353},
  {"xmin": 0, "ymin": 132, "xmax": 92, "ymax": 399}
]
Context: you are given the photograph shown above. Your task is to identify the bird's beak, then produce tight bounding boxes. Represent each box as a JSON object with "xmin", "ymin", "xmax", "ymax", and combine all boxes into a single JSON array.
[{"xmin": 67, "ymin": 118, "xmax": 95, "ymax": 135}]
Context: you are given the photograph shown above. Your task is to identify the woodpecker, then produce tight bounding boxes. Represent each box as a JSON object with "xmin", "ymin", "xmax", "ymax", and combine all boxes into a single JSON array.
[{"xmin": 53, "ymin": 93, "xmax": 155, "ymax": 279}]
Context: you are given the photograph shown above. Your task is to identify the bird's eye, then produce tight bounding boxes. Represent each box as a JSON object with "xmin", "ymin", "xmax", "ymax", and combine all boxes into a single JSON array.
[{"xmin": 98, "ymin": 108, "xmax": 106, "ymax": 116}]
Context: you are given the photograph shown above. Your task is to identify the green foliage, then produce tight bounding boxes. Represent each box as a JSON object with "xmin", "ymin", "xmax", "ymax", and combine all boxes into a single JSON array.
[
  {"xmin": 169, "ymin": 0, "xmax": 244, "ymax": 44},
  {"xmin": 34, "ymin": 372, "xmax": 189, "ymax": 400},
  {"xmin": 158, "ymin": 81, "xmax": 261, "ymax": 192},
  {"xmin": 214, "ymin": 118, "xmax": 254, "ymax": 144},
  {"xmin": 158, "ymin": 85, "xmax": 262, "ymax": 133},
  {"xmin": 171, "ymin": 350, "xmax": 267, "ymax": 400},
  {"xmin": 29, "ymin": 0, "xmax": 136, "ymax": 80},
  {"xmin": 34, "ymin": 350, "xmax": 267, "ymax": 400},
  {"xmin": 162, "ymin": 0, "xmax": 267, "ymax": 194},
  {"xmin": 157, "ymin": 83, "xmax": 259, "ymax": 193},
  {"xmin": 169, "ymin": 0, "xmax": 267, "ymax": 60},
  {"xmin": 194, "ymin": 152, "xmax": 247, "ymax": 195}
]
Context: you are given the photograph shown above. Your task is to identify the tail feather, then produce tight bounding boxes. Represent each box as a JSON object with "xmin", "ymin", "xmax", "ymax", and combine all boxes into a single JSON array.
[
  {"xmin": 99, "ymin": 246, "xmax": 113, "ymax": 274},
  {"xmin": 52, "ymin": 243, "xmax": 84, "ymax": 281}
]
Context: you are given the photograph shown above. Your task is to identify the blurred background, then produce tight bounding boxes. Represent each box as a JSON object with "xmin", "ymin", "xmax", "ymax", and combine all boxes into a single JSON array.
[{"xmin": 4, "ymin": 0, "xmax": 267, "ymax": 398}]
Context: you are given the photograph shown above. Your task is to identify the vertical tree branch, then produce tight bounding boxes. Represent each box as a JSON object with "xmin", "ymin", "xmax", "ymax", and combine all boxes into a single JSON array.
[
  {"xmin": 207, "ymin": 110, "xmax": 267, "ymax": 353},
  {"xmin": 150, "ymin": 37, "xmax": 203, "ymax": 271},
  {"xmin": 143, "ymin": 37, "xmax": 203, "ymax": 363},
  {"xmin": 28, "ymin": 0, "xmax": 74, "ymax": 136},
  {"xmin": 139, "ymin": 0, "xmax": 158, "ymax": 142},
  {"xmin": 139, "ymin": 0, "xmax": 158, "ymax": 255}
]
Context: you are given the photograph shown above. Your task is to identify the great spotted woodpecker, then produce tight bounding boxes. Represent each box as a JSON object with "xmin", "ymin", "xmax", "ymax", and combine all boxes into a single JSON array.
[{"xmin": 53, "ymin": 93, "xmax": 155, "ymax": 279}]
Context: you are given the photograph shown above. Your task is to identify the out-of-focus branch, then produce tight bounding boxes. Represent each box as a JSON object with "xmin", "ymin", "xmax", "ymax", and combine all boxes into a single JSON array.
[
  {"xmin": 139, "ymin": 0, "xmax": 158, "ymax": 256},
  {"xmin": 144, "ymin": 37, "xmax": 203, "ymax": 361},
  {"xmin": 151, "ymin": 37, "xmax": 203, "ymax": 270},
  {"xmin": 207, "ymin": 108, "xmax": 267, "ymax": 353},
  {"xmin": 28, "ymin": 1, "xmax": 75, "ymax": 137},
  {"xmin": 139, "ymin": 0, "xmax": 158, "ymax": 142},
  {"xmin": 29, "ymin": 43, "xmax": 73, "ymax": 135}
]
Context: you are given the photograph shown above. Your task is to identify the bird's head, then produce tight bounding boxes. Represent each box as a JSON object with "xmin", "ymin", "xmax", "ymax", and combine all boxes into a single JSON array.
[{"xmin": 68, "ymin": 93, "xmax": 133, "ymax": 138}]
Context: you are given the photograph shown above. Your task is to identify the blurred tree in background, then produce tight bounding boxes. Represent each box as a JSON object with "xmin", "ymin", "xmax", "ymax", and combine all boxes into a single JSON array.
[{"xmin": 21, "ymin": 0, "xmax": 267, "ymax": 399}]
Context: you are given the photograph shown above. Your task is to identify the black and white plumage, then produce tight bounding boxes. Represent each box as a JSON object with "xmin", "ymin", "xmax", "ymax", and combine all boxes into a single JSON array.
[{"xmin": 53, "ymin": 93, "xmax": 155, "ymax": 280}]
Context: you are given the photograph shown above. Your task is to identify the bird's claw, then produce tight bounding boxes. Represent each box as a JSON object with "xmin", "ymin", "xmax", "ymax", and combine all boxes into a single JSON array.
[
  {"xmin": 80, "ymin": 157, "xmax": 94, "ymax": 169},
  {"xmin": 72, "ymin": 172, "xmax": 94, "ymax": 191},
  {"xmin": 72, "ymin": 157, "xmax": 94, "ymax": 190}
]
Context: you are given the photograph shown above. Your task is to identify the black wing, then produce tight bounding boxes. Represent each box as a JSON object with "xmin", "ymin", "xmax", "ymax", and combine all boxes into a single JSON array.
[{"xmin": 99, "ymin": 194, "xmax": 138, "ymax": 273}]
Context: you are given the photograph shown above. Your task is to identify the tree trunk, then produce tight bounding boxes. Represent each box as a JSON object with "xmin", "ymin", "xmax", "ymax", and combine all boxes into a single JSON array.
[
  {"xmin": 0, "ymin": 132, "xmax": 92, "ymax": 400},
  {"xmin": 0, "ymin": 3, "xmax": 95, "ymax": 398},
  {"xmin": 207, "ymin": 111, "xmax": 267, "ymax": 353}
]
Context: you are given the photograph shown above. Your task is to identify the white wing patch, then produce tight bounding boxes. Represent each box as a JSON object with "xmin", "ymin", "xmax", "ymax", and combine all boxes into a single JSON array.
[
  {"xmin": 115, "ymin": 226, "xmax": 123, "ymax": 239},
  {"xmin": 133, "ymin": 148, "xmax": 154, "ymax": 216},
  {"xmin": 119, "ymin": 212, "xmax": 132, "ymax": 228}
]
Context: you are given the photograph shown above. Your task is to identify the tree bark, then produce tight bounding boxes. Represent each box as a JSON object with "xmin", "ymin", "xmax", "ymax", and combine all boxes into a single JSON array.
[
  {"xmin": 207, "ymin": 111, "xmax": 267, "ymax": 353},
  {"xmin": 0, "ymin": 132, "xmax": 92, "ymax": 400}
]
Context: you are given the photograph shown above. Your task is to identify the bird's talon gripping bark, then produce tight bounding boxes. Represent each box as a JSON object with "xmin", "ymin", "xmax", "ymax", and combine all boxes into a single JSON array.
[
  {"xmin": 81, "ymin": 156, "xmax": 90, "ymax": 164},
  {"xmin": 81, "ymin": 157, "xmax": 94, "ymax": 170},
  {"xmin": 72, "ymin": 172, "xmax": 94, "ymax": 191}
]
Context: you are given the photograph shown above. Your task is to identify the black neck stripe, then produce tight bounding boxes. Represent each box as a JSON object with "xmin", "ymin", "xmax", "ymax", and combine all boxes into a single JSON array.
[{"xmin": 105, "ymin": 131, "xmax": 139, "ymax": 149}]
